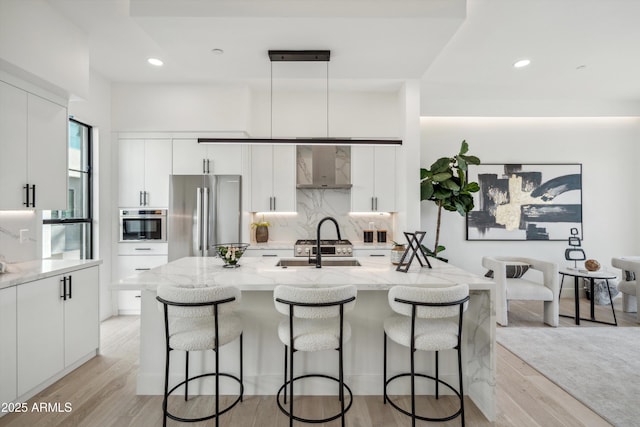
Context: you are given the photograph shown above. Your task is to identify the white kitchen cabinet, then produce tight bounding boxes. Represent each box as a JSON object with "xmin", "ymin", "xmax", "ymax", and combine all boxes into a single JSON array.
[
  {"xmin": 119, "ymin": 139, "xmax": 172, "ymax": 207},
  {"xmin": 17, "ymin": 275, "xmax": 64, "ymax": 396},
  {"xmin": 250, "ymin": 145, "xmax": 296, "ymax": 212},
  {"xmin": 172, "ymin": 139, "xmax": 242, "ymax": 175},
  {"xmin": 117, "ymin": 255, "xmax": 167, "ymax": 314},
  {"xmin": 0, "ymin": 80, "xmax": 67, "ymax": 210},
  {"xmin": 63, "ymin": 267, "xmax": 99, "ymax": 367},
  {"xmin": 351, "ymin": 146, "xmax": 396, "ymax": 212},
  {"xmin": 0, "ymin": 286, "xmax": 17, "ymax": 404},
  {"xmin": 16, "ymin": 266, "xmax": 99, "ymax": 396}
]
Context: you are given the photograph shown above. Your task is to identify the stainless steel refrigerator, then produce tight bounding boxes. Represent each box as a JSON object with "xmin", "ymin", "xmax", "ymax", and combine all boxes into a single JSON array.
[{"xmin": 168, "ymin": 175, "xmax": 241, "ymax": 261}]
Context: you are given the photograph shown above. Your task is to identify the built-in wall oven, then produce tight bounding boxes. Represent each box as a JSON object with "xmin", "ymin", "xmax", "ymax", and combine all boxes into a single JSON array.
[{"xmin": 119, "ymin": 209, "xmax": 167, "ymax": 242}]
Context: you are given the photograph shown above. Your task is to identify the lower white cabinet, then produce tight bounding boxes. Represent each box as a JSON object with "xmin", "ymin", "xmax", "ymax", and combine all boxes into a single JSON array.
[
  {"xmin": 16, "ymin": 266, "xmax": 99, "ymax": 397},
  {"xmin": 63, "ymin": 267, "xmax": 100, "ymax": 366},
  {"xmin": 117, "ymin": 254, "xmax": 167, "ymax": 314},
  {"xmin": 0, "ymin": 286, "xmax": 17, "ymax": 404}
]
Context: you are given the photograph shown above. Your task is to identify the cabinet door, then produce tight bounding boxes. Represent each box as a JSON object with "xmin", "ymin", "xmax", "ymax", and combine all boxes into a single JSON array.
[
  {"xmin": 271, "ymin": 145, "xmax": 296, "ymax": 212},
  {"xmin": 250, "ymin": 145, "xmax": 274, "ymax": 212},
  {"xmin": 27, "ymin": 94, "xmax": 68, "ymax": 210},
  {"xmin": 350, "ymin": 146, "xmax": 376, "ymax": 212},
  {"xmin": 143, "ymin": 139, "xmax": 172, "ymax": 207},
  {"xmin": 207, "ymin": 144, "xmax": 243, "ymax": 175},
  {"xmin": 118, "ymin": 139, "xmax": 146, "ymax": 207},
  {"xmin": 64, "ymin": 267, "xmax": 99, "ymax": 367},
  {"xmin": 17, "ymin": 276, "xmax": 64, "ymax": 396},
  {"xmin": 0, "ymin": 286, "xmax": 17, "ymax": 403},
  {"xmin": 0, "ymin": 81, "xmax": 28, "ymax": 209},
  {"xmin": 172, "ymin": 139, "xmax": 207, "ymax": 175},
  {"xmin": 373, "ymin": 146, "xmax": 396, "ymax": 212}
]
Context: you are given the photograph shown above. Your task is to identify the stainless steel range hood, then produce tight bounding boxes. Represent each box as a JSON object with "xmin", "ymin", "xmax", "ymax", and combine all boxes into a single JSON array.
[{"xmin": 296, "ymin": 145, "xmax": 352, "ymax": 189}]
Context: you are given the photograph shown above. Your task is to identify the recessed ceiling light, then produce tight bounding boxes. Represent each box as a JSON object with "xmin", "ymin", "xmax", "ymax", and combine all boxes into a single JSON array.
[
  {"xmin": 147, "ymin": 57, "xmax": 164, "ymax": 67},
  {"xmin": 211, "ymin": 48, "xmax": 224, "ymax": 55},
  {"xmin": 513, "ymin": 59, "xmax": 531, "ymax": 68}
]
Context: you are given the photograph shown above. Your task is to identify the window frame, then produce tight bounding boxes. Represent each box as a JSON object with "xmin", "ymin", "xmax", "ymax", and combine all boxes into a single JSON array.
[{"xmin": 43, "ymin": 118, "xmax": 94, "ymax": 259}]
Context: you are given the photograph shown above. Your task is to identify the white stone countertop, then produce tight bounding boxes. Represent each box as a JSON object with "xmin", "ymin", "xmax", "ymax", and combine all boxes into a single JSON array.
[
  {"xmin": 113, "ymin": 255, "xmax": 493, "ymax": 292},
  {"xmin": 0, "ymin": 259, "xmax": 103, "ymax": 290}
]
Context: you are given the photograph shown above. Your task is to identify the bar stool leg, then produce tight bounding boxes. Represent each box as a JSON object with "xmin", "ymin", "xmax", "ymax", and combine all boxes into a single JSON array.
[
  {"xmin": 240, "ymin": 333, "xmax": 244, "ymax": 402},
  {"xmin": 435, "ymin": 351, "xmax": 439, "ymax": 399},
  {"xmin": 185, "ymin": 351, "xmax": 189, "ymax": 401},
  {"xmin": 289, "ymin": 344, "xmax": 294, "ymax": 427},
  {"xmin": 383, "ymin": 333, "xmax": 387, "ymax": 404},
  {"xmin": 283, "ymin": 345, "xmax": 288, "ymax": 404},
  {"xmin": 410, "ymin": 340, "xmax": 416, "ymax": 427},
  {"xmin": 162, "ymin": 347, "xmax": 170, "ymax": 427}
]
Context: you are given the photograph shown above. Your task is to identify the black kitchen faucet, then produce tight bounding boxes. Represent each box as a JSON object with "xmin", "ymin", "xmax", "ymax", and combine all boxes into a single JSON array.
[{"xmin": 315, "ymin": 216, "xmax": 341, "ymax": 268}]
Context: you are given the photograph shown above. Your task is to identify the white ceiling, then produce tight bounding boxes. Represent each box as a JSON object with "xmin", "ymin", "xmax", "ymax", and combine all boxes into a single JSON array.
[{"xmin": 47, "ymin": 0, "xmax": 640, "ymax": 116}]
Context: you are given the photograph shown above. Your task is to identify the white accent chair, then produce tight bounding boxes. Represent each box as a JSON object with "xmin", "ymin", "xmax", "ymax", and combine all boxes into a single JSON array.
[
  {"xmin": 273, "ymin": 284, "xmax": 357, "ymax": 427},
  {"xmin": 611, "ymin": 256, "xmax": 640, "ymax": 323},
  {"xmin": 482, "ymin": 256, "xmax": 559, "ymax": 327}
]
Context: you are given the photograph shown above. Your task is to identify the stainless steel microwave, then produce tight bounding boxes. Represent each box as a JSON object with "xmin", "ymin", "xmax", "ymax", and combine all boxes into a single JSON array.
[{"xmin": 119, "ymin": 209, "xmax": 167, "ymax": 242}]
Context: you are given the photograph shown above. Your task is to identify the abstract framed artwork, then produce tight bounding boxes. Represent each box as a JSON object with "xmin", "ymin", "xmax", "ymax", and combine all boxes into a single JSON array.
[{"xmin": 466, "ymin": 163, "xmax": 582, "ymax": 241}]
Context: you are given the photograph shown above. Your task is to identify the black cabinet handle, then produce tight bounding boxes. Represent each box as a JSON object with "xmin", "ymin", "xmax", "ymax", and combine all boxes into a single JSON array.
[
  {"xmin": 134, "ymin": 247, "xmax": 152, "ymax": 251},
  {"xmin": 68, "ymin": 275, "xmax": 72, "ymax": 299},
  {"xmin": 369, "ymin": 254, "xmax": 386, "ymax": 257},
  {"xmin": 24, "ymin": 184, "xmax": 30, "ymax": 207},
  {"xmin": 135, "ymin": 268, "xmax": 151, "ymax": 271},
  {"xmin": 31, "ymin": 184, "xmax": 36, "ymax": 207},
  {"xmin": 60, "ymin": 277, "xmax": 67, "ymax": 300},
  {"xmin": 262, "ymin": 254, "xmax": 278, "ymax": 257}
]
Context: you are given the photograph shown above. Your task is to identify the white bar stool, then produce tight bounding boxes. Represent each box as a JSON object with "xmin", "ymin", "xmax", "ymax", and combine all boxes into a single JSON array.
[
  {"xmin": 156, "ymin": 284, "xmax": 243, "ymax": 427},
  {"xmin": 273, "ymin": 285, "xmax": 357, "ymax": 427},
  {"xmin": 383, "ymin": 284, "xmax": 469, "ymax": 427}
]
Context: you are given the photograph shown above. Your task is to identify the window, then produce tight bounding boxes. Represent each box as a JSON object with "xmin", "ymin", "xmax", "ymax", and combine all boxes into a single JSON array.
[{"xmin": 43, "ymin": 119, "xmax": 93, "ymax": 259}]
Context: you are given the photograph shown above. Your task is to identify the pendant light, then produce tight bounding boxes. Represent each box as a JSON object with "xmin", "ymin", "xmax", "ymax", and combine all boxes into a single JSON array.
[{"xmin": 198, "ymin": 50, "xmax": 402, "ymax": 146}]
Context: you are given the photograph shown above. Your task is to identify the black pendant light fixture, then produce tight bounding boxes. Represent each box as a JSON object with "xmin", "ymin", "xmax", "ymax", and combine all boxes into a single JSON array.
[{"xmin": 198, "ymin": 50, "xmax": 402, "ymax": 146}]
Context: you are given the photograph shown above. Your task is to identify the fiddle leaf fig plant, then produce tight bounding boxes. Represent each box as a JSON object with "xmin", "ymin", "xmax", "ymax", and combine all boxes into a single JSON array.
[{"xmin": 420, "ymin": 140, "xmax": 481, "ymax": 260}]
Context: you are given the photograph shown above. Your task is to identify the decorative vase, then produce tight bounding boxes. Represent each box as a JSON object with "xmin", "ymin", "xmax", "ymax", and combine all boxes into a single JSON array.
[
  {"xmin": 391, "ymin": 244, "xmax": 407, "ymax": 265},
  {"xmin": 255, "ymin": 225, "xmax": 269, "ymax": 243}
]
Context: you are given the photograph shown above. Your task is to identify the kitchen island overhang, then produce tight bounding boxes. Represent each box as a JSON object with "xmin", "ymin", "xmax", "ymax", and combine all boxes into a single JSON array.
[{"xmin": 116, "ymin": 256, "xmax": 496, "ymax": 422}]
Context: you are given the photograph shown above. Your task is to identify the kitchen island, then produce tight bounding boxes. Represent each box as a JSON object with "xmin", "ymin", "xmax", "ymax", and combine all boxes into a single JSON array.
[{"xmin": 116, "ymin": 255, "xmax": 496, "ymax": 421}]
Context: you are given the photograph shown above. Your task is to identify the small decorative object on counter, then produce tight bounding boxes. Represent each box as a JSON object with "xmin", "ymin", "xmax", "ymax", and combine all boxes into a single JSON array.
[
  {"xmin": 213, "ymin": 243, "xmax": 250, "ymax": 268},
  {"xmin": 377, "ymin": 230, "xmax": 387, "ymax": 243},
  {"xmin": 395, "ymin": 231, "xmax": 432, "ymax": 273},
  {"xmin": 363, "ymin": 230, "xmax": 374, "ymax": 243},
  {"xmin": 390, "ymin": 241, "xmax": 406, "ymax": 265},
  {"xmin": 585, "ymin": 259, "xmax": 601, "ymax": 271},
  {"xmin": 251, "ymin": 215, "xmax": 270, "ymax": 243}
]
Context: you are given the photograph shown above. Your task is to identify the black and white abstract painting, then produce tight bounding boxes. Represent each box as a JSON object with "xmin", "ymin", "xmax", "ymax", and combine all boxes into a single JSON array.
[{"xmin": 466, "ymin": 164, "xmax": 582, "ymax": 241}]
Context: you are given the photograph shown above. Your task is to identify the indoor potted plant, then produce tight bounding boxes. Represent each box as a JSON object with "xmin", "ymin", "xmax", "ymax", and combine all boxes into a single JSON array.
[
  {"xmin": 251, "ymin": 215, "xmax": 271, "ymax": 243},
  {"xmin": 420, "ymin": 140, "xmax": 481, "ymax": 261}
]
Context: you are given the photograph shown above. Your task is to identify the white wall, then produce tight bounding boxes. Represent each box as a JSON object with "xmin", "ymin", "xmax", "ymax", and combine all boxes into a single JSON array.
[
  {"xmin": 0, "ymin": 0, "xmax": 89, "ymax": 99},
  {"xmin": 111, "ymin": 83, "xmax": 251, "ymax": 132},
  {"xmin": 420, "ymin": 116, "xmax": 640, "ymax": 276},
  {"xmin": 68, "ymin": 70, "xmax": 114, "ymax": 321}
]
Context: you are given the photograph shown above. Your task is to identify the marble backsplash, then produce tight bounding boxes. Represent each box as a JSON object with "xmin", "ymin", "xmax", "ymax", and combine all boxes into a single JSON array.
[
  {"xmin": 0, "ymin": 211, "xmax": 39, "ymax": 263},
  {"xmin": 252, "ymin": 189, "xmax": 395, "ymax": 243}
]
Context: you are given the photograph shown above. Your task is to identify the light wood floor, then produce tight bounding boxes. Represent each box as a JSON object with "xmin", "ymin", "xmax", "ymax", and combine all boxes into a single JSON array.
[{"xmin": 1, "ymin": 297, "xmax": 636, "ymax": 427}]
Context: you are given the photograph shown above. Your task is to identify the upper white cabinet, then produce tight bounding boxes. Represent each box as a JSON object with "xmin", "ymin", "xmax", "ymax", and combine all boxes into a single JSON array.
[
  {"xmin": 0, "ymin": 286, "xmax": 17, "ymax": 404},
  {"xmin": 0, "ymin": 80, "xmax": 68, "ymax": 210},
  {"xmin": 118, "ymin": 139, "xmax": 172, "ymax": 207},
  {"xmin": 250, "ymin": 145, "xmax": 296, "ymax": 212},
  {"xmin": 172, "ymin": 139, "xmax": 242, "ymax": 175},
  {"xmin": 351, "ymin": 146, "xmax": 397, "ymax": 212}
]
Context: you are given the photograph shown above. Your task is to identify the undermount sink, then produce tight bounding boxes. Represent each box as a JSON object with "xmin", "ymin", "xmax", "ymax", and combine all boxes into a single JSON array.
[{"xmin": 276, "ymin": 259, "xmax": 361, "ymax": 268}]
